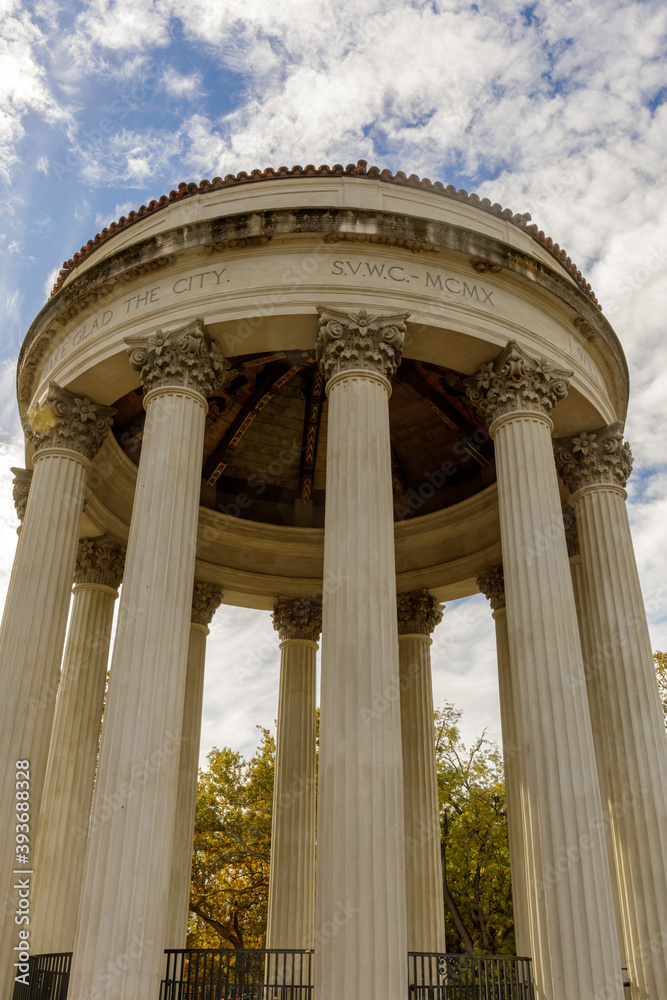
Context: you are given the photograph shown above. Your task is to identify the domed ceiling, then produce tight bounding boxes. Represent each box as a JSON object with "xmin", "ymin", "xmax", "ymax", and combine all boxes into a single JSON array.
[{"xmin": 111, "ymin": 350, "xmax": 496, "ymax": 528}]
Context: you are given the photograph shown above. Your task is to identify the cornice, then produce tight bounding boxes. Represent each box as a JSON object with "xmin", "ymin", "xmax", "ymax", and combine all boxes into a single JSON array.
[{"xmin": 17, "ymin": 205, "xmax": 628, "ymax": 413}]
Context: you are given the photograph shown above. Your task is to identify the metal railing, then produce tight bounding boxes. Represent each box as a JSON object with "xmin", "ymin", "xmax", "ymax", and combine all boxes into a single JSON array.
[
  {"xmin": 11, "ymin": 953, "xmax": 71, "ymax": 1000},
  {"xmin": 409, "ymin": 953, "xmax": 534, "ymax": 1000},
  {"xmin": 160, "ymin": 948, "xmax": 314, "ymax": 1000},
  {"xmin": 10, "ymin": 948, "xmax": 534, "ymax": 1000}
]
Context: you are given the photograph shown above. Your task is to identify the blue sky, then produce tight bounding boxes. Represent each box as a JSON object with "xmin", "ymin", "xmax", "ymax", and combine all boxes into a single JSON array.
[{"xmin": 1, "ymin": 0, "xmax": 667, "ymax": 758}]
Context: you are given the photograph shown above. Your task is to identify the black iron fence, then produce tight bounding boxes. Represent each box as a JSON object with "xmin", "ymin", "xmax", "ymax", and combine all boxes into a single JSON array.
[
  {"xmin": 10, "ymin": 949, "xmax": 534, "ymax": 1000},
  {"xmin": 11, "ymin": 953, "xmax": 71, "ymax": 1000},
  {"xmin": 409, "ymin": 952, "xmax": 535, "ymax": 1000},
  {"xmin": 160, "ymin": 948, "xmax": 314, "ymax": 1000}
]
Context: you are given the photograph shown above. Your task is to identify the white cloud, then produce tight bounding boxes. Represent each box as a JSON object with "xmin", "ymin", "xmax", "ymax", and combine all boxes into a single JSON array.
[
  {"xmin": 43, "ymin": 265, "xmax": 59, "ymax": 300},
  {"xmin": 160, "ymin": 67, "xmax": 204, "ymax": 99},
  {"xmin": 2, "ymin": 0, "xmax": 667, "ymax": 759},
  {"xmin": 0, "ymin": 0, "xmax": 70, "ymax": 182},
  {"xmin": 94, "ymin": 200, "xmax": 138, "ymax": 227},
  {"xmin": 0, "ymin": 441, "xmax": 22, "ymax": 615}
]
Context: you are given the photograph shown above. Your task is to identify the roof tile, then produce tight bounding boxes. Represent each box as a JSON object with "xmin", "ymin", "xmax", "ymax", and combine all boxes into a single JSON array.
[{"xmin": 49, "ymin": 159, "xmax": 599, "ymax": 306}]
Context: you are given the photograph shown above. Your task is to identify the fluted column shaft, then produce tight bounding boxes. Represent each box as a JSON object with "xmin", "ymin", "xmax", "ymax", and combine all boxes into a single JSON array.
[
  {"xmin": 491, "ymin": 606, "xmax": 530, "ymax": 957},
  {"xmin": 31, "ymin": 537, "xmax": 124, "ymax": 954},
  {"xmin": 315, "ymin": 346, "xmax": 407, "ymax": 1000},
  {"xmin": 397, "ymin": 591, "xmax": 445, "ymax": 955},
  {"xmin": 567, "ymin": 536, "xmax": 629, "ymax": 980},
  {"xmin": 565, "ymin": 469, "xmax": 667, "ymax": 998},
  {"xmin": 165, "ymin": 583, "xmax": 222, "ymax": 949},
  {"xmin": 70, "ymin": 319, "xmax": 225, "ymax": 1000},
  {"xmin": 266, "ymin": 606, "xmax": 318, "ymax": 951},
  {"xmin": 494, "ymin": 414, "xmax": 621, "ymax": 999},
  {"xmin": 465, "ymin": 342, "xmax": 623, "ymax": 1000},
  {"xmin": 165, "ymin": 624, "xmax": 207, "ymax": 948},
  {"xmin": 399, "ymin": 635, "xmax": 445, "ymax": 954},
  {"xmin": 0, "ymin": 384, "xmax": 113, "ymax": 1000},
  {"xmin": 477, "ymin": 567, "xmax": 530, "ymax": 958}
]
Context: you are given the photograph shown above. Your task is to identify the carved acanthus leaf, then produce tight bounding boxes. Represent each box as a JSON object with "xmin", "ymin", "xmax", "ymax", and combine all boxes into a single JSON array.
[
  {"xmin": 464, "ymin": 340, "xmax": 572, "ymax": 425},
  {"xmin": 316, "ymin": 306, "xmax": 409, "ymax": 381},
  {"xmin": 272, "ymin": 596, "xmax": 322, "ymax": 641},
  {"xmin": 25, "ymin": 382, "xmax": 116, "ymax": 461},
  {"xmin": 477, "ymin": 566, "xmax": 505, "ymax": 612},
  {"xmin": 396, "ymin": 590, "xmax": 443, "ymax": 635},
  {"xmin": 10, "ymin": 468, "xmax": 33, "ymax": 522},
  {"xmin": 554, "ymin": 422, "xmax": 633, "ymax": 493},
  {"xmin": 126, "ymin": 318, "xmax": 227, "ymax": 398},
  {"xmin": 75, "ymin": 537, "xmax": 125, "ymax": 589},
  {"xmin": 192, "ymin": 582, "xmax": 223, "ymax": 626}
]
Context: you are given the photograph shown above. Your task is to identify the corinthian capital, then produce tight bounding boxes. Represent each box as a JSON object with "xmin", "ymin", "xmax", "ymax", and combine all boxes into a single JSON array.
[
  {"xmin": 126, "ymin": 318, "xmax": 227, "ymax": 399},
  {"xmin": 396, "ymin": 590, "xmax": 443, "ymax": 635},
  {"xmin": 554, "ymin": 422, "xmax": 633, "ymax": 493},
  {"xmin": 272, "ymin": 596, "xmax": 322, "ymax": 642},
  {"xmin": 477, "ymin": 566, "xmax": 505, "ymax": 612},
  {"xmin": 26, "ymin": 382, "xmax": 116, "ymax": 461},
  {"xmin": 465, "ymin": 340, "xmax": 572, "ymax": 426},
  {"xmin": 75, "ymin": 537, "xmax": 126, "ymax": 590},
  {"xmin": 316, "ymin": 306, "xmax": 408, "ymax": 381},
  {"xmin": 192, "ymin": 581, "xmax": 223, "ymax": 627},
  {"xmin": 10, "ymin": 468, "xmax": 32, "ymax": 522}
]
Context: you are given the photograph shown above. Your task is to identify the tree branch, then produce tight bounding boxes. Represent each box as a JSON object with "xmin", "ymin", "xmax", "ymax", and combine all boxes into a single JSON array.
[{"xmin": 441, "ymin": 842, "xmax": 475, "ymax": 955}]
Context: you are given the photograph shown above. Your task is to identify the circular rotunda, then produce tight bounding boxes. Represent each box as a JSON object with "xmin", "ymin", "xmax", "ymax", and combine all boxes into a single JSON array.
[{"xmin": 2, "ymin": 160, "xmax": 667, "ymax": 1000}]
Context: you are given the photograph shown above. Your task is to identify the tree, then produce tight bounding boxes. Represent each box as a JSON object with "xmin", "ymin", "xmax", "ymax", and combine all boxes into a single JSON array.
[
  {"xmin": 654, "ymin": 651, "xmax": 667, "ymax": 731},
  {"xmin": 188, "ymin": 729, "xmax": 274, "ymax": 948},
  {"xmin": 187, "ymin": 708, "xmax": 515, "ymax": 956},
  {"xmin": 435, "ymin": 704, "xmax": 514, "ymax": 956}
]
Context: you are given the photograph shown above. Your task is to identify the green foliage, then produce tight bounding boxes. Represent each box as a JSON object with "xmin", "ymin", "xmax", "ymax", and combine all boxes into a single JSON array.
[
  {"xmin": 187, "ymin": 706, "xmax": 515, "ymax": 956},
  {"xmin": 435, "ymin": 704, "xmax": 515, "ymax": 955},
  {"xmin": 188, "ymin": 728, "xmax": 274, "ymax": 948}
]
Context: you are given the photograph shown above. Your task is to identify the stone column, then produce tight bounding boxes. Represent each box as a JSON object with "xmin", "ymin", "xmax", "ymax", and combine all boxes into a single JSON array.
[
  {"xmin": 465, "ymin": 341, "xmax": 623, "ymax": 1000},
  {"xmin": 396, "ymin": 589, "xmax": 446, "ymax": 955},
  {"xmin": 477, "ymin": 566, "xmax": 530, "ymax": 958},
  {"xmin": 165, "ymin": 581, "xmax": 222, "ymax": 949},
  {"xmin": 31, "ymin": 537, "xmax": 125, "ymax": 954},
  {"xmin": 266, "ymin": 597, "xmax": 320, "ymax": 960},
  {"xmin": 69, "ymin": 320, "xmax": 226, "ymax": 1000},
  {"xmin": 0, "ymin": 384, "xmax": 114, "ymax": 999},
  {"xmin": 314, "ymin": 307, "xmax": 409, "ymax": 1000},
  {"xmin": 556, "ymin": 424, "xmax": 667, "ymax": 1000},
  {"xmin": 564, "ymin": 510, "xmax": 628, "ymax": 978}
]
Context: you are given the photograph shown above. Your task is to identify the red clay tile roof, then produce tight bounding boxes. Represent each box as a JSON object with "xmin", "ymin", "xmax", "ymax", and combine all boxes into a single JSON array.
[{"xmin": 50, "ymin": 159, "xmax": 599, "ymax": 306}]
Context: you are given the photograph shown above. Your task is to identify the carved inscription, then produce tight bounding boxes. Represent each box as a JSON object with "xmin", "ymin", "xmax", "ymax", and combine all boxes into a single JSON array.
[
  {"xmin": 331, "ymin": 259, "xmax": 496, "ymax": 305},
  {"xmin": 42, "ymin": 267, "xmax": 230, "ymax": 377}
]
